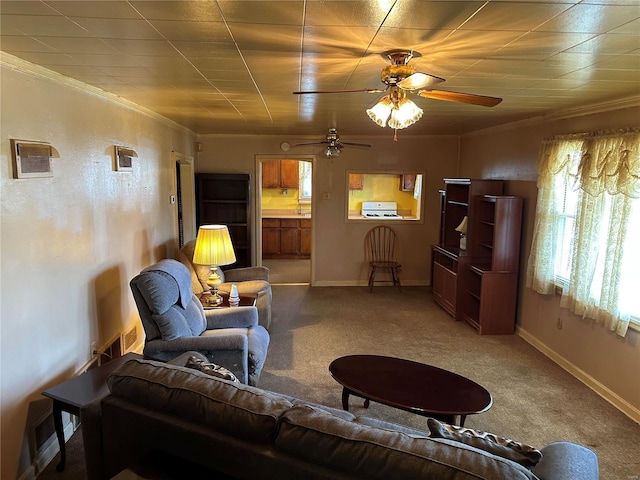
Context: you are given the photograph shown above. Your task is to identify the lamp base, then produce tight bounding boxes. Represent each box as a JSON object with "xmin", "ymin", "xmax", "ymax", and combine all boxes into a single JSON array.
[
  {"xmin": 203, "ymin": 289, "xmax": 223, "ymax": 307},
  {"xmin": 460, "ymin": 235, "xmax": 467, "ymax": 250}
]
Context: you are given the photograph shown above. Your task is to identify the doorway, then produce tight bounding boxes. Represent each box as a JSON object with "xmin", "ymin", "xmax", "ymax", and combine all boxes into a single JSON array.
[
  {"xmin": 172, "ymin": 151, "xmax": 196, "ymax": 248},
  {"xmin": 256, "ymin": 156, "xmax": 314, "ymax": 285}
]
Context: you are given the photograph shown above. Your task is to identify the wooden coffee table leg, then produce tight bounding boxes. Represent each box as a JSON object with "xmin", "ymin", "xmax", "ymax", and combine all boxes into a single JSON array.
[{"xmin": 341, "ymin": 387, "xmax": 351, "ymax": 411}]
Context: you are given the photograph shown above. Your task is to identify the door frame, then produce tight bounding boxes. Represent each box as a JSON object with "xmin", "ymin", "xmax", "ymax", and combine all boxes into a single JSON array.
[
  {"xmin": 255, "ymin": 154, "xmax": 316, "ymax": 284},
  {"xmin": 171, "ymin": 151, "xmax": 196, "ymax": 249}
]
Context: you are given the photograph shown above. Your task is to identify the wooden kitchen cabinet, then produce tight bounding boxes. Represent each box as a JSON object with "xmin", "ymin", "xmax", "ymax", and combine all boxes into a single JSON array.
[
  {"xmin": 348, "ymin": 173, "xmax": 364, "ymax": 190},
  {"xmin": 262, "ymin": 160, "xmax": 299, "ymax": 189},
  {"xmin": 400, "ymin": 174, "xmax": 416, "ymax": 191},
  {"xmin": 262, "ymin": 218, "xmax": 310, "ymax": 259},
  {"xmin": 300, "ymin": 219, "xmax": 311, "ymax": 255}
]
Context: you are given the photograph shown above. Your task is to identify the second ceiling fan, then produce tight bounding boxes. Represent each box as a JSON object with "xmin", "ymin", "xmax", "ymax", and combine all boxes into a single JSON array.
[{"xmin": 294, "ymin": 128, "xmax": 371, "ymax": 157}]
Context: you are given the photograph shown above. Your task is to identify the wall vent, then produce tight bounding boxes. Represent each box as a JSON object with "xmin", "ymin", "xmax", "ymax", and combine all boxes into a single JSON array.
[
  {"xmin": 11, "ymin": 139, "xmax": 53, "ymax": 178},
  {"xmin": 114, "ymin": 146, "xmax": 137, "ymax": 171},
  {"xmin": 123, "ymin": 326, "xmax": 138, "ymax": 352}
]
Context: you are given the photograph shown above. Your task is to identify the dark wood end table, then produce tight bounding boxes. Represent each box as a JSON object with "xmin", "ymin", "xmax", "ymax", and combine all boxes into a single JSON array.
[
  {"xmin": 41, "ymin": 352, "xmax": 143, "ymax": 471},
  {"xmin": 198, "ymin": 291, "xmax": 257, "ymax": 309},
  {"xmin": 329, "ymin": 354, "xmax": 492, "ymax": 426}
]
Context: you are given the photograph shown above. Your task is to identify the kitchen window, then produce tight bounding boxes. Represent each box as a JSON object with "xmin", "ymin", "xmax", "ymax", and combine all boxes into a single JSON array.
[{"xmin": 345, "ymin": 171, "xmax": 425, "ymax": 222}]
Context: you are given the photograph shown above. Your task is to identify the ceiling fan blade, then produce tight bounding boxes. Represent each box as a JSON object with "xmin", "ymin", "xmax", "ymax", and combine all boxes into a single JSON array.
[
  {"xmin": 293, "ymin": 88, "xmax": 386, "ymax": 95},
  {"xmin": 341, "ymin": 142, "xmax": 372, "ymax": 148},
  {"xmin": 417, "ymin": 89, "xmax": 502, "ymax": 107},
  {"xmin": 397, "ymin": 72, "xmax": 445, "ymax": 90},
  {"xmin": 293, "ymin": 141, "xmax": 329, "ymax": 147}
]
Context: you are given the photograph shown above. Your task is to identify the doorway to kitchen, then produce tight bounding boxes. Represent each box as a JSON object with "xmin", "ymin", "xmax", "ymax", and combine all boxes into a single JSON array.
[{"xmin": 257, "ymin": 156, "xmax": 314, "ymax": 286}]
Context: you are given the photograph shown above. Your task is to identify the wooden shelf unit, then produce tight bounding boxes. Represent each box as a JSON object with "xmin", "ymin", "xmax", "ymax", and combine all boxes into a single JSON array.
[
  {"xmin": 432, "ymin": 179, "xmax": 503, "ymax": 319},
  {"xmin": 196, "ymin": 173, "xmax": 251, "ymax": 268},
  {"xmin": 461, "ymin": 195, "xmax": 523, "ymax": 334}
]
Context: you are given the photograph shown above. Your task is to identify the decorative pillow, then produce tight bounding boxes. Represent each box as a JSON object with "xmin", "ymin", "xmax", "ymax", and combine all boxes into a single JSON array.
[
  {"xmin": 427, "ymin": 418, "xmax": 543, "ymax": 467},
  {"xmin": 185, "ymin": 355, "xmax": 239, "ymax": 383}
]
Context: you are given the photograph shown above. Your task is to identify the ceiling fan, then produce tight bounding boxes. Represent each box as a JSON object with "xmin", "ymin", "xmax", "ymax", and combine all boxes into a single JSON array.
[
  {"xmin": 294, "ymin": 50, "xmax": 502, "ymax": 135},
  {"xmin": 294, "ymin": 128, "xmax": 371, "ymax": 157}
]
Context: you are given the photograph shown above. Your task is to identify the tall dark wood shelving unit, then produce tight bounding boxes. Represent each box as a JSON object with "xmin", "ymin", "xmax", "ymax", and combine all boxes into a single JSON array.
[
  {"xmin": 196, "ymin": 173, "xmax": 251, "ymax": 268},
  {"xmin": 431, "ymin": 179, "xmax": 523, "ymax": 334}
]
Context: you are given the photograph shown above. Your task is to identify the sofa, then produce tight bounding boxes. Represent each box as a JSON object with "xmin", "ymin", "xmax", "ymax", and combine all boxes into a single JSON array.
[
  {"xmin": 177, "ymin": 240, "xmax": 272, "ymax": 330},
  {"xmin": 81, "ymin": 356, "xmax": 598, "ymax": 480}
]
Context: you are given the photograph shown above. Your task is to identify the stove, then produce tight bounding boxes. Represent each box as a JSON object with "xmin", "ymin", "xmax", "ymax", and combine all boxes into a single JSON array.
[{"xmin": 361, "ymin": 201, "xmax": 403, "ymax": 219}]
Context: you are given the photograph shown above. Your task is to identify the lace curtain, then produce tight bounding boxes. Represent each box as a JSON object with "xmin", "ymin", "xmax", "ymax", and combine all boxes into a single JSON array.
[{"xmin": 526, "ymin": 128, "xmax": 640, "ymax": 337}]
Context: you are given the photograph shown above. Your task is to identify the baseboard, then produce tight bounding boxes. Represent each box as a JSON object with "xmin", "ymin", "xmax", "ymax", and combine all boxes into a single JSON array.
[
  {"xmin": 517, "ymin": 326, "xmax": 640, "ymax": 425},
  {"xmin": 312, "ymin": 281, "xmax": 429, "ymax": 287},
  {"xmin": 21, "ymin": 416, "xmax": 77, "ymax": 480}
]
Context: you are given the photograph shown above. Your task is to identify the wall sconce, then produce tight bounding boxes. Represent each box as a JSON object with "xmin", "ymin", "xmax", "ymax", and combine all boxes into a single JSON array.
[{"xmin": 114, "ymin": 146, "xmax": 137, "ymax": 171}]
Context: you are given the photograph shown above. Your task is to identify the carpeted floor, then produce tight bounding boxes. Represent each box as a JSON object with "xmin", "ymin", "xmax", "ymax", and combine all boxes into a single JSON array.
[
  {"xmin": 262, "ymin": 258, "xmax": 310, "ymax": 285},
  {"xmin": 39, "ymin": 284, "xmax": 640, "ymax": 479}
]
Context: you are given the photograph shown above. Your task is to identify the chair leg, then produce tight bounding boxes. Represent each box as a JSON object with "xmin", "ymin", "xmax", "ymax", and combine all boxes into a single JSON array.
[
  {"xmin": 392, "ymin": 267, "xmax": 402, "ymax": 292},
  {"xmin": 368, "ymin": 266, "xmax": 376, "ymax": 292}
]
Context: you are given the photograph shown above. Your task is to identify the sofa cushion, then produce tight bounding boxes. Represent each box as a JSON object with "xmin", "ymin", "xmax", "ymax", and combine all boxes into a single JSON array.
[
  {"xmin": 274, "ymin": 404, "xmax": 537, "ymax": 480},
  {"xmin": 427, "ymin": 418, "xmax": 543, "ymax": 468},
  {"xmin": 107, "ymin": 359, "xmax": 293, "ymax": 442}
]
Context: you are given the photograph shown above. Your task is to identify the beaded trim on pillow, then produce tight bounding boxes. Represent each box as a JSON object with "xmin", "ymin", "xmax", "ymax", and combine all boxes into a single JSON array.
[
  {"xmin": 185, "ymin": 355, "xmax": 239, "ymax": 383},
  {"xmin": 427, "ymin": 418, "xmax": 542, "ymax": 467}
]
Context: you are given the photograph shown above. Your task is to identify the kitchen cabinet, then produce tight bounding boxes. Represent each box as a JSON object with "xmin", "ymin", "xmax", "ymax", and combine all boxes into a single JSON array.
[
  {"xmin": 262, "ymin": 160, "xmax": 299, "ymax": 189},
  {"xmin": 262, "ymin": 218, "xmax": 310, "ymax": 259},
  {"xmin": 196, "ymin": 173, "xmax": 251, "ymax": 268},
  {"xmin": 348, "ymin": 173, "xmax": 364, "ymax": 190},
  {"xmin": 399, "ymin": 174, "xmax": 416, "ymax": 192}
]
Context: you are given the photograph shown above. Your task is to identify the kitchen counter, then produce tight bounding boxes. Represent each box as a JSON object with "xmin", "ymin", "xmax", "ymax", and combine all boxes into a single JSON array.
[{"xmin": 262, "ymin": 209, "xmax": 311, "ymax": 219}]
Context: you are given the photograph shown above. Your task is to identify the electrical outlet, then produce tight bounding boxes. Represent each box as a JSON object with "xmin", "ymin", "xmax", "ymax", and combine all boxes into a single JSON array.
[
  {"xmin": 556, "ymin": 318, "xmax": 563, "ymax": 330},
  {"xmin": 91, "ymin": 341, "xmax": 97, "ymax": 356}
]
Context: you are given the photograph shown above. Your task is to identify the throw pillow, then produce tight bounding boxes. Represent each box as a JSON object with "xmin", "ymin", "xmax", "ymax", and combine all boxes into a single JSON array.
[
  {"xmin": 185, "ymin": 356, "xmax": 239, "ymax": 383},
  {"xmin": 427, "ymin": 418, "xmax": 542, "ymax": 467}
]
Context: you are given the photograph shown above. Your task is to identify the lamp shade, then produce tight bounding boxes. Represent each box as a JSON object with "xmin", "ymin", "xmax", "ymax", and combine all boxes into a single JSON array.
[
  {"xmin": 193, "ymin": 225, "xmax": 236, "ymax": 266},
  {"xmin": 455, "ymin": 216, "xmax": 468, "ymax": 234}
]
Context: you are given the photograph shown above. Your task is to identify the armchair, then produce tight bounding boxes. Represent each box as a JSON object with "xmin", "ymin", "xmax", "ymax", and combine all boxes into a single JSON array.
[
  {"xmin": 177, "ymin": 240, "xmax": 272, "ymax": 330},
  {"xmin": 129, "ymin": 259, "xmax": 269, "ymax": 386}
]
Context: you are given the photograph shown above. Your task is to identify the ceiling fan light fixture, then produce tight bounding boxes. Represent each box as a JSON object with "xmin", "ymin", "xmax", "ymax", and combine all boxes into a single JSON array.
[
  {"xmin": 388, "ymin": 98, "xmax": 423, "ymax": 130},
  {"xmin": 325, "ymin": 145, "xmax": 341, "ymax": 157},
  {"xmin": 366, "ymin": 96, "xmax": 393, "ymax": 127}
]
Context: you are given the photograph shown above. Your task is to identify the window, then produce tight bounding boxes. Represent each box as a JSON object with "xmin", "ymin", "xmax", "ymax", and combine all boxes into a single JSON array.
[
  {"xmin": 526, "ymin": 129, "xmax": 640, "ymax": 336},
  {"xmin": 298, "ymin": 160, "xmax": 312, "ymax": 203}
]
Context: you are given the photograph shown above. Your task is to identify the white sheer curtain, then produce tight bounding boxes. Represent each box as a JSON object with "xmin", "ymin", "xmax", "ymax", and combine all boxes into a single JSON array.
[{"xmin": 526, "ymin": 128, "xmax": 640, "ymax": 337}]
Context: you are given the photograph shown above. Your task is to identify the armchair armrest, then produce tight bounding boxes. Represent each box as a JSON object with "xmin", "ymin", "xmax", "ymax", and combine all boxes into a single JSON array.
[
  {"xmin": 144, "ymin": 334, "xmax": 248, "ymax": 359},
  {"xmin": 205, "ymin": 306, "xmax": 259, "ymax": 329},
  {"xmin": 224, "ymin": 266, "xmax": 270, "ymax": 282}
]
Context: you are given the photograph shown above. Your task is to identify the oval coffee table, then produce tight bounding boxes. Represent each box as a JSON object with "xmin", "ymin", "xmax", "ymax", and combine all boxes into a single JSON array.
[{"xmin": 329, "ymin": 355, "xmax": 492, "ymax": 426}]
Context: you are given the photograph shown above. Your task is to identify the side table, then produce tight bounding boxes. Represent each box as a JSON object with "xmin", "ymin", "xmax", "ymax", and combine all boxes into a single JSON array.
[
  {"xmin": 41, "ymin": 352, "xmax": 142, "ymax": 471},
  {"xmin": 198, "ymin": 291, "xmax": 257, "ymax": 309}
]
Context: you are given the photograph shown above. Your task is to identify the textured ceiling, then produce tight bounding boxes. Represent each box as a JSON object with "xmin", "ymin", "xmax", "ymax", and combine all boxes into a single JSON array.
[{"xmin": 1, "ymin": 0, "xmax": 639, "ymax": 136}]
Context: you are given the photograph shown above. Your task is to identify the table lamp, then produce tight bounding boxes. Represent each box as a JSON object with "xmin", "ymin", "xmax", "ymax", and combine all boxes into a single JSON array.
[
  {"xmin": 455, "ymin": 216, "xmax": 468, "ymax": 250},
  {"xmin": 192, "ymin": 225, "xmax": 236, "ymax": 306}
]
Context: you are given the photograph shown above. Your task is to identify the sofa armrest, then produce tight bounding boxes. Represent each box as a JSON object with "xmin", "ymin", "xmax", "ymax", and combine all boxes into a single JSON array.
[
  {"xmin": 205, "ymin": 306, "xmax": 259, "ymax": 329},
  {"xmin": 224, "ymin": 266, "xmax": 270, "ymax": 282},
  {"xmin": 531, "ymin": 441, "xmax": 598, "ymax": 480}
]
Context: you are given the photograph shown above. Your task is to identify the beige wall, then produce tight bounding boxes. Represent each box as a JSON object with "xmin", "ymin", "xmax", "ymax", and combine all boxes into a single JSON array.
[
  {"xmin": 0, "ymin": 61, "xmax": 195, "ymax": 479},
  {"xmin": 195, "ymin": 134, "xmax": 460, "ymax": 286},
  {"xmin": 459, "ymin": 105, "xmax": 640, "ymax": 422}
]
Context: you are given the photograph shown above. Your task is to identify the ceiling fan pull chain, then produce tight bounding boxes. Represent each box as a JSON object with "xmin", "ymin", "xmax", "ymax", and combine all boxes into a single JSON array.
[{"xmin": 393, "ymin": 129, "xmax": 398, "ymax": 142}]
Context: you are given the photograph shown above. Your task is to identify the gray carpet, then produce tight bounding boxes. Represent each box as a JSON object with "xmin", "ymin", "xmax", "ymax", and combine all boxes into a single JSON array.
[
  {"xmin": 39, "ymin": 285, "xmax": 640, "ymax": 479},
  {"xmin": 262, "ymin": 259, "xmax": 310, "ymax": 285}
]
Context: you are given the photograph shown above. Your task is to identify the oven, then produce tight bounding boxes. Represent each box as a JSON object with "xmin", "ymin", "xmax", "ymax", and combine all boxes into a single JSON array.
[{"xmin": 361, "ymin": 201, "xmax": 403, "ymax": 219}]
